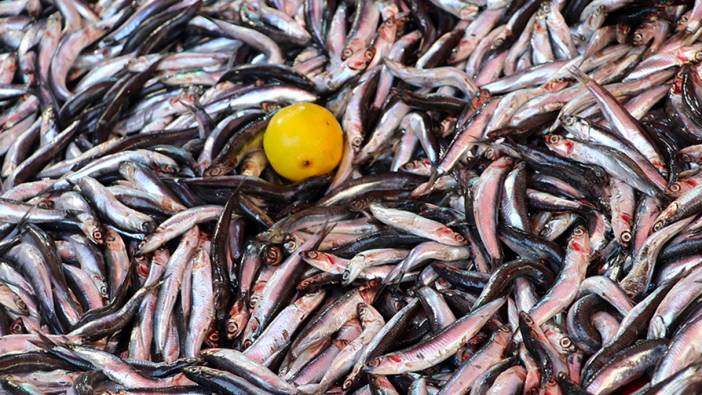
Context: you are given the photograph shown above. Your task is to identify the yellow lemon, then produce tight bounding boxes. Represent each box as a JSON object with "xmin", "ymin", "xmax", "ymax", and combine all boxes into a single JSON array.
[{"xmin": 263, "ymin": 102, "xmax": 343, "ymax": 182}]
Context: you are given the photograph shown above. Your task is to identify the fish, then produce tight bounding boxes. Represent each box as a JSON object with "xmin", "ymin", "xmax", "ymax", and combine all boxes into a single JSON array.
[{"xmin": 0, "ymin": 0, "xmax": 702, "ymax": 393}]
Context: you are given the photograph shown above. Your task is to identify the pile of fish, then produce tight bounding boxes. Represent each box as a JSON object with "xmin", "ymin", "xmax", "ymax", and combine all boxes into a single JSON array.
[{"xmin": 3, "ymin": 0, "xmax": 702, "ymax": 393}]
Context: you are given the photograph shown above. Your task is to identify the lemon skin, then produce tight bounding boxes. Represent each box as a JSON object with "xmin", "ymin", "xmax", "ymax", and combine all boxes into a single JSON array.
[{"xmin": 263, "ymin": 102, "xmax": 343, "ymax": 182}]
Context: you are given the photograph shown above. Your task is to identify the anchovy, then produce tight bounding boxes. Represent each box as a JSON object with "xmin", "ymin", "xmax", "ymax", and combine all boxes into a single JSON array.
[
  {"xmin": 2, "ymin": 2, "xmax": 702, "ymax": 393},
  {"xmin": 365, "ymin": 298, "xmax": 505, "ymax": 374}
]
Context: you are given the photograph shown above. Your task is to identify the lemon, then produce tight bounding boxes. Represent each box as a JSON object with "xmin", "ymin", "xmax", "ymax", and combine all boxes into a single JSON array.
[{"xmin": 263, "ymin": 102, "xmax": 343, "ymax": 182}]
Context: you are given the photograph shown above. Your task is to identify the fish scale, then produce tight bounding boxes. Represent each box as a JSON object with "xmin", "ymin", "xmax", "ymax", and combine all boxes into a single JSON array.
[{"xmin": 0, "ymin": 0, "xmax": 702, "ymax": 393}]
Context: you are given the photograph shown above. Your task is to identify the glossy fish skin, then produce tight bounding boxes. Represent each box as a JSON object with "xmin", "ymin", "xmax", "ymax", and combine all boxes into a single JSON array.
[
  {"xmin": 567, "ymin": 295, "xmax": 606, "ymax": 355},
  {"xmin": 437, "ymin": 325, "xmax": 512, "ymax": 395},
  {"xmin": 241, "ymin": 230, "xmax": 328, "ymax": 346},
  {"xmin": 369, "ymin": 203, "xmax": 467, "ymax": 247},
  {"xmin": 184, "ymin": 365, "xmax": 268, "ymax": 394},
  {"xmin": 652, "ymin": 311, "xmax": 702, "ymax": 385},
  {"xmin": 500, "ymin": 161, "xmax": 530, "ymax": 232},
  {"xmin": 499, "ymin": 224, "xmax": 564, "ymax": 273},
  {"xmin": 68, "ymin": 281, "xmax": 159, "ymax": 340},
  {"xmin": 473, "ymin": 259, "xmax": 555, "ymax": 309},
  {"xmin": 299, "ymin": 303, "xmax": 385, "ymax": 393},
  {"xmin": 519, "ymin": 311, "xmax": 569, "ymax": 388},
  {"xmin": 529, "ymin": 225, "xmax": 590, "ymax": 326},
  {"xmin": 648, "ymin": 265, "xmax": 702, "ymax": 340},
  {"xmin": 365, "ymin": 298, "xmax": 505, "ymax": 374},
  {"xmin": 77, "ymin": 176, "xmax": 156, "ymax": 234},
  {"xmin": 244, "ymin": 290, "xmax": 325, "ymax": 366},
  {"xmin": 343, "ymin": 299, "xmax": 422, "ymax": 390},
  {"xmin": 153, "ymin": 226, "xmax": 200, "ymax": 358},
  {"xmin": 137, "ymin": 205, "xmax": 223, "ymax": 254},
  {"xmin": 585, "ymin": 339, "xmax": 668, "ymax": 394},
  {"xmin": 571, "ymin": 67, "xmax": 667, "ymax": 175},
  {"xmin": 128, "ymin": 248, "xmax": 168, "ymax": 360},
  {"xmin": 202, "ymin": 348, "xmax": 297, "ymax": 394},
  {"xmin": 288, "ymin": 281, "xmax": 380, "ymax": 362},
  {"xmin": 5, "ymin": 1, "xmax": 702, "ymax": 393},
  {"xmin": 582, "ymin": 280, "xmax": 677, "ymax": 384},
  {"xmin": 620, "ymin": 217, "xmax": 695, "ymax": 298},
  {"xmin": 183, "ymin": 241, "xmax": 214, "ymax": 358},
  {"xmin": 7, "ymin": 243, "xmax": 64, "ymax": 334},
  {"xmin": 545, "ymin": 134, "xmax": 663, "ymax": 198},
  {"xmin": 473, "ymin": 156, "xmax": 514, "ymax": 265},
  {"xmin": 654, "ymin": 183, "xmax": 702, "ymax": 231},
  {"xmin": 578, "ymin": 276, "xmax": 634, "ymax": 317},
  {"xmin": 608, "ymin": 177, "xmax": 635, "ymax": 247}
]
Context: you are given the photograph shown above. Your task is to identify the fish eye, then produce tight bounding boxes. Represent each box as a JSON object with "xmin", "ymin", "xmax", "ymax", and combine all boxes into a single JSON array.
[
  {"xmin": 92, "ymin": 230, "xmax": 103, "ymax": 242},
  {"xmin": 206, "ymin": 165, "xmax": 225, "ymax": 177},
  {"xmin": 548, "ymin": 135, "xmax": 561, "ymax": 144},
  {"xmin": 350, "ymin": 200, "xmax": 365, "ymax": 209},
  {"xmin": 621, "ymin": 231, "xmax": 632, "ymax": 243},
  {"xmin": 559, "ymin": 336, "xmax": 573, "ymax": 350},
  {"xmin": 695, "ymin": 51, "xmax": 702, "ymax": 62},
  {"xmin": 265, "ymin": 245, "xmax": 283, "ymax": 265},
  {"xmin": 305, "ymin": 251, "xmax": 318, "ymax": 259},
  {"xmin": 668, "ymin": 183, "xmax": 681, "ymax": 193},
  {"xmin": 342, "ymin": 48, "xmax": 353, "ymax": 60},
  {"xmin": 299, "ymin": 279, "xmax": 311, "ymax": 289},
  {"xmin": 283, "ymin": 238, "xmax": 297, "ymax": 251},
  {"xmin": 562, "ymin": 115, "xmax": 576, "ymax": 126},
  {"xmin": 367, "ymin": 357, "xmax": 382, "ymax": 367},
  {"xmin": 573, "ymin": 226, "xmax": 585, "ymax": 236},
  {"xmin": 10, "ymin": 320, "xmax": 23, "ymax": 333}
]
